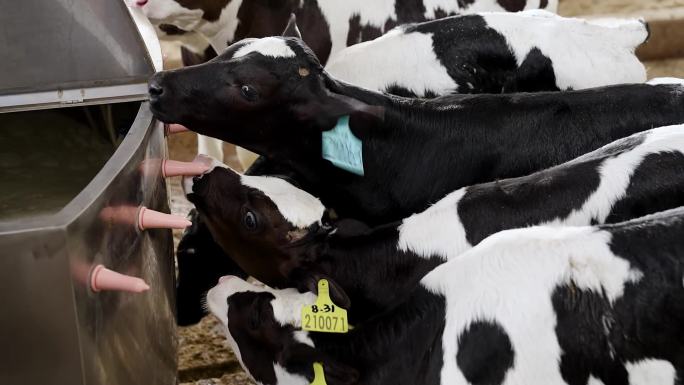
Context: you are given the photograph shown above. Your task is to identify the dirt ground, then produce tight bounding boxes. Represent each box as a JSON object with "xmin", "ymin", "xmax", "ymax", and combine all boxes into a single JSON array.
[
  {"xmin": 559, "ymin": 0, "xmax": 684, "ymax": 16},
  {"xmin": 166, "ymin": 1, "xmax": 684, "ymax": 384}
]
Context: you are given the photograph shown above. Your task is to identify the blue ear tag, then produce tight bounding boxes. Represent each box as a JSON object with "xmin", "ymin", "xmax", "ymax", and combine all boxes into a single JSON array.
[{"xmin": 321, "ymin": 115, "xmax": 364, "ymax": 176}]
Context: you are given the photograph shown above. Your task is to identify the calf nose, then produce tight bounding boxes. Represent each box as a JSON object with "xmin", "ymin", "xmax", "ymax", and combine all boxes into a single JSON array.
[{"xmin": 148, "ymin": 81, "xmax": 164, "ymax": 98}]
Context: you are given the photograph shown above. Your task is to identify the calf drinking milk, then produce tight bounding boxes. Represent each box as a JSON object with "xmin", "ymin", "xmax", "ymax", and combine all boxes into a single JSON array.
[
  {"xmin": 186, "ymin": 125, "xmax": 684, "ymax": 320},
  {"xmin": 207, "ymin": 206, "xmax": 684, "ymax": 385}
]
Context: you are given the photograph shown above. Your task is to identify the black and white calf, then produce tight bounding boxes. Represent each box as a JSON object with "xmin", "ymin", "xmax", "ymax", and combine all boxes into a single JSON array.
[
  {"xmin": 149, "ymin": 35, "xmax": 684, "ymax": 224},
  {"xmin": 132, "ymin": 0, "xmax": 558, "ymax": 64},
  {"xmin": 133, "ymin": 0, "xmax": 556, "ymax": 166},
  {"xmin": 207, "ymin": 206, "xmax": 684, "ymax": 385},
  {"xmin": 326, "ymin": 11, "xmax": 648, "ymax": 97},
  {"xmin": 186, "ymin": 125, "xmax": 684, "ymax": 319}
]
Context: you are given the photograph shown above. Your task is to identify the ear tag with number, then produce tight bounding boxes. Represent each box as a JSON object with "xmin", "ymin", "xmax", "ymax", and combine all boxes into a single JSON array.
[
  {"xmin": 309, "ymin": 362, "xmax": 327, "ymax": 385},
  {"xmin": 301, "ymin": 279, "xmax": 348, "ymax": 333},
  {"xmin": 321, "ymin": 115, "xmax": 364, "ymax": 176}
]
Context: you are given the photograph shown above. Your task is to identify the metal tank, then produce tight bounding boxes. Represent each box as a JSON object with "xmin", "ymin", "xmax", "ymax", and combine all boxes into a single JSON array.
[{"xmin": 0, "ymin": 1, "xmax": 177, "ymax": 384}]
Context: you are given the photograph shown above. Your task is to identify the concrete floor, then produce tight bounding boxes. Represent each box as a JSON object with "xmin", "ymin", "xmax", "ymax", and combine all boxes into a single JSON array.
[{"xmin": 165, "ymin": 2, "xmax": 684, "ymax": 384}]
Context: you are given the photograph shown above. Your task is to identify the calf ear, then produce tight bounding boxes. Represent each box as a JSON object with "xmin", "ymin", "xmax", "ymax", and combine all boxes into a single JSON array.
[
  {"xmin": 280, "ymin": 344, "xmax": 360, "ymax": 385},
  {"xmin": 291, "ymin": 89, "xmax": 384, "ymax": 131},
  {"xmin": 282, "ymin": 13, "xmax": 302, "ymax": 39}
]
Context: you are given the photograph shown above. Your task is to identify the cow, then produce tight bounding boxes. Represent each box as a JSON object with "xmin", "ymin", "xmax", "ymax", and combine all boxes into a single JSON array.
[
  {"xmin": 131, "ymin": 0, "xmax": 558, "ymax": 64},
  {"xmin": 206, "ymin": 205, "xmax": 684, "ymax": 385},
  {"xmin": 326, "ymin": 11, "xmax": 648, "ymax": 97},
  {"xmin": 148, "ymin": 34, "xmax": 684, "ymax": 224},
  {"xmin": 185, "ymin": 125, "xmax": 684, "ymax": 321},
  {"xmin": 130, "ymin": 0, "xmax": 558, "ymax": 164},
  {"xmin": 169, "ymin": 11, "xmax": 649, "ymax": 168}
]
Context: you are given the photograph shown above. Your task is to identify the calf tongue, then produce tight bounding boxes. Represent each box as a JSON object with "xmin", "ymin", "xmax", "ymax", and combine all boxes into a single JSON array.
[
  {"xmin": 90, "ymin": 264, "xmax": 150, "ymax": 293},
  {"xmin": 162, "ymin": 159, "xmax": 211, "ymax": 177}
]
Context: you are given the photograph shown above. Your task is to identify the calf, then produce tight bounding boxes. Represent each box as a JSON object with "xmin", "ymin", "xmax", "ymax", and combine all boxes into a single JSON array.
[
  {"xmin": 131, "ymin": 0, "xmax": 558, "ymax": 64},
  {"xmin": 149, "ymin": 35, "xmax": 684, "ymax": 224},
  {"xmin": 133, "ymin": 0, "xmax": 558, "ymax": 165},
  {"xmin": 207, "ymin": 206, "xmax": 684, "ymax": 385},
  {"xmin": 326, "ymin": 11, "xmax": 648, "ymax": 97},
  {"xmin": 186, "ymin": 125, "xmax": 684, "ymax": 320}
]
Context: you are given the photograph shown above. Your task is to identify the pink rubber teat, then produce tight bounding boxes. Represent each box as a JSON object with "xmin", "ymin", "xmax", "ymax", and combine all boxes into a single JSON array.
[
  {"xmin": 101, "ymin": 206, "xmax": 190, "ymax": 230},
  {"xmin": 162, "ymin": 159, "xmax": 211, "ymax": 178},
  {"xmin": 90, "ymin": 265, "xmax": 150, "ymax": 293},
  {"xmin": 138, "ymin": 206, "xmax": 192, "ymax": 230},
  {"xmin": 165, "ymin": 124, "xmax": 190, "ymax": 135}
]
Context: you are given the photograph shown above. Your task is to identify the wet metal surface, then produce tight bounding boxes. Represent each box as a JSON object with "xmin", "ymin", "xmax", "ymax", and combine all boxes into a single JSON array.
[{"xmin": 0, "ymin": 104, "xmax": 177, "ymax": 385}]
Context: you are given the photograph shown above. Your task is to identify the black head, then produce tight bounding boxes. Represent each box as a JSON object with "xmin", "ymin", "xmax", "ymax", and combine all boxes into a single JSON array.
[
  {"xmin": 206, "ymin": 276, "xmax": 359, "ymax": 385},
  {"xmin": 148, "ymin": 35, "xmax": 375, "ymax": 160}
]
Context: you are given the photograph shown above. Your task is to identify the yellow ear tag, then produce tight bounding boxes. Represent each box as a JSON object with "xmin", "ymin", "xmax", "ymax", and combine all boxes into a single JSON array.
[
  {"xmin": 301, "ymin": 279, "xmax": 348, "ymax": 333},
  {"xmin": 310, "ymin": 362, "xmax": 327, "ymax": 385}
]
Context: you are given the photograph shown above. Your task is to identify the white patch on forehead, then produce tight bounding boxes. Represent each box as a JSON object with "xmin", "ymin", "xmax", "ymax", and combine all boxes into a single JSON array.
[
  {"xmin": 184, "ymin": 155, "xmax": 324, "ymax": 229},
  {"xmin": 233, "ymin": 37, "xmax": 296, "ymax": 59},
  {"xmin": 422, "ymin": 225, "xmax": 644, "ymax": 384},
  {"xmin": 588, "ymin": 375, "xmax": 606, "ymax": 385},
  {"xmin": 206, "ymin": 277, "xmax": 316, "ymax": 384},
  {"xmin": 626, "ymin": 359, "xmax": 676, "ymax": 385},
  {"xmin": 241, "ymin": 175, "xmax": 325, "ymax": 229},
  {"xmin": 269, "ymin": 288, "xmax": 316, "ymax": 327},
  {"xmin": 482, "ymin": 11, "xmax": 647, "ymax": 90},
  {"xmin": 397, "ymin": 189, "xmax": 470, "ymax": 260}
]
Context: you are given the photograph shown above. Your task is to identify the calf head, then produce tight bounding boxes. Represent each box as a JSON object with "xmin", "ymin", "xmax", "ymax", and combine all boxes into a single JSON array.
[
  {"xmin": 183, "ymin": 155, "xmax": 347, "ymax": 298},
  {"xmin": 148, "ymin": 35, "xmax": 381, "ymax": 161},
  {"xmin": 206, "ymin": 276, "xmax": 359, "ymax": 385}
]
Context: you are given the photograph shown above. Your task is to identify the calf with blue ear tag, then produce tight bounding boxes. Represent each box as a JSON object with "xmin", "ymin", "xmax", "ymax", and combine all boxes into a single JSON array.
[{"xmin": 149, "ymin": 35, "xmax": 684, "ymax": 226}]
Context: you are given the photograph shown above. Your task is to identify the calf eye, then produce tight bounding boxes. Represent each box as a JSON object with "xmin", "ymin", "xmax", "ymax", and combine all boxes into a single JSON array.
[
  {"xmin": 240, "ymin": 85, "xmax": 258, "ymax": 102},
  {"xmin": 243, "ymin": 211, "xmax": 258, "ymax": 231}
]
